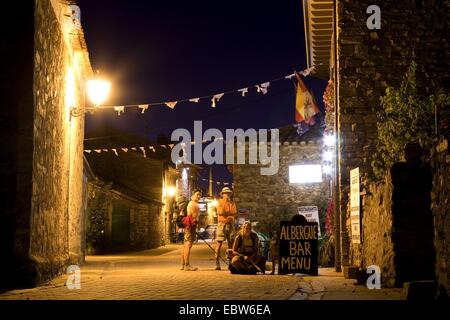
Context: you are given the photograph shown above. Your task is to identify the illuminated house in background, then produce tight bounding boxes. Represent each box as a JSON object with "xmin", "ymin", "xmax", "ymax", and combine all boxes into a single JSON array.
[
  {"xmin": 232, "ymin": 125, "xmax": 330, "ymax": 235},
  {"xmin": 84, "ymin": 127, "xmax": 177, "ymax": 252}
]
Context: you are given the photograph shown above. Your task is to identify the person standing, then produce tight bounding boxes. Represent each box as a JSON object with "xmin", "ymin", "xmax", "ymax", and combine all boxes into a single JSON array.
[
  {"xmin": 215, "ymin": 187, "xmax": 237, "ymax": 270},
  {"xmin": 180, "ymin": 190, "xmax": 202, "ymax": 271}
]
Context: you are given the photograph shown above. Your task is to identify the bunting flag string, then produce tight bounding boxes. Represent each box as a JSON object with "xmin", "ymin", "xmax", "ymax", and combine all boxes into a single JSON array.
[
  {"xmin": 84, "ymin": 146, "xmax": 232, "ymax": 186},
  {"xmin": 199, "ymin": 178, "xmax": 232, "ymax": 187},
  {"xmin": 91, "ymin": 66, "xmax": 316, "ymax": 116},
  {"xmin": 84, "ymin": 144, "xmax": 176, "ymax": 158}
]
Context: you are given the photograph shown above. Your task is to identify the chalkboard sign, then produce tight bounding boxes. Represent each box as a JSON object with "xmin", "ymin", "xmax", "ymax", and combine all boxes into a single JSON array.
[{"xmin": 278, "ymin": 215, "xmax": 318, "ymax": 276}]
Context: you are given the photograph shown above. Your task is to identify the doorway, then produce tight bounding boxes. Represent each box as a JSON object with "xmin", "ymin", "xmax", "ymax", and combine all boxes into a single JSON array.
[{"xmin": 112, "ymin": 201, "xmax": 130, "ymax": 248}]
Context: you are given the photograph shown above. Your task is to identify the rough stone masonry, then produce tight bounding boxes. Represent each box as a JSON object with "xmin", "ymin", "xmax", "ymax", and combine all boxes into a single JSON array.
[{"xmin": 0, "ymin": 0, "xmax": 92, "ymax": 287}]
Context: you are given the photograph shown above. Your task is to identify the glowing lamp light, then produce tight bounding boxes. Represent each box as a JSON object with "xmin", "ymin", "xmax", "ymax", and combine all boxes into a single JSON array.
[
  {"xmin": 87, "ymin": 79, "xmax": 111, "ymax": 106},
  {"xmin": 289, "ymin": 165, "xmax": 323, "ymax": 183},
  {"xmin": 166, "ymin": 186, "xmax": 176, "ymax": 197},
  {"xmin": 210, "ymin": 200, "xmax": 218, "ymax": 207},
  {"xmin": 323, "ymin": 164, "xmax": 333, "ymax": 175},
  {"xmin": 323, "ymin": 151, "xmax": 333, "ymax": 162},
  {"xmin": 323, "ymin": 134, "xmax": 336, "ymax": 147}
]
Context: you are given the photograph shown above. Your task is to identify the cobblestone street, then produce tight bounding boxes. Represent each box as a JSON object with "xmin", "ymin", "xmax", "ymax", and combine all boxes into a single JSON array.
[{"xmin": 0, "ymin": 243, "xmax": 402, "ymax": 300}]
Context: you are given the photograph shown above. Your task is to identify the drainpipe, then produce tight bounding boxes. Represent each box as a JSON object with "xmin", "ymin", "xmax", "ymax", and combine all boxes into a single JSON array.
[{"xmin": 332, "ymin": 0, "xmax": 342, "ymax": 273}]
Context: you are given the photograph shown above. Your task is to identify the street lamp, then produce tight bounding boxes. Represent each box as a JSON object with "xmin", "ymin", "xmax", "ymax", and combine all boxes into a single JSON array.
[
  {"xmin": 87, "ymin": 79, "xmax": 111, "ymax": 106},
  {"xmin": 70, "ymin": 75, "xmax": 111, "ymax": 118}
]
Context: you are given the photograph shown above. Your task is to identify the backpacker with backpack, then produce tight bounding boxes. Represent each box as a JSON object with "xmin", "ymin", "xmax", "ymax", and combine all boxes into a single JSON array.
[{"xmin": 175, "ymin": 198, "xmax": 189, "ymax": 228}]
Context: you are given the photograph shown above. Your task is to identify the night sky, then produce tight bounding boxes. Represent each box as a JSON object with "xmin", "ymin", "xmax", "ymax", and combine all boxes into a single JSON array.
[{"xmin": 77, "ymin": 0, "xmax": 327, "ymax": 196}]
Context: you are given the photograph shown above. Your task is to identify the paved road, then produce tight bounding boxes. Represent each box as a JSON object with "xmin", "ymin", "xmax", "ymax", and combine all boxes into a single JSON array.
[{"xmin": 0, "ymin": 243, "xmax": 402, "ymax": 300}]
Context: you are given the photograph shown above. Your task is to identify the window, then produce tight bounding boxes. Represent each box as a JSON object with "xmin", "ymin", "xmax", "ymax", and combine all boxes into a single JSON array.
[{"xmin": 289, "ymin": 165, "xmax": 322, "ymax": 183}]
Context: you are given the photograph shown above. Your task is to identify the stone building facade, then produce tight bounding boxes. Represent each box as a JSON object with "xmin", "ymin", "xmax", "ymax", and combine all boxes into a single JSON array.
[
  {"xmin": 304, "ymin": 0, "xmax": 450, "ymax": 291},
  {"xmin": 232, "ymin": 126, "xmax": 330, "ymax": 235},
  {"xmin": 86, "ymin": 182, "xmax": 163, "ymax": 253},
  {"xmin": 0, "ymin": 0, "xmax": 92, "ymax": 287},
  {"xmin": 84, "ymin": 136, "xmax": 171, "ymax": 253},
  {"xmin": 334, "ymin": 0, "xmax": 450, "ymax": 269}
]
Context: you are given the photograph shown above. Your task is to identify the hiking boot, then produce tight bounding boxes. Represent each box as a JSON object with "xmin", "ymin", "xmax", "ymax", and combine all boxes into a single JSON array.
[
  {"xmin": 184, "ymin": 265, "xmax": 198, "ymax": 271},
  {"xmin": 215, "ymin": 261, "xmax": 221, "ymax": 270},
  {"xmin": 180, "ymin": 264, "xmax": 185, "ymax": 270}
]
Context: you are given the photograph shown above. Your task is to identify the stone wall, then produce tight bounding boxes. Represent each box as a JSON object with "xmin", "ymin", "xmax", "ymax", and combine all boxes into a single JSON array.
[
  {"xmin": 358, "ymin": 176, "xmax": 396, "ymax": 286},
  {"xmin": 352, "ymin": 162, "xmax": 435, "ymax": 287},
  {"xmin": 0, "ymin": 0, "xmax": 91, "ymax": 287},
  {"xmin": 233, "ymin": 141, "xmax": 330, "ymax": 234},
  {"xmin": 431, "ymin": 139, "xmax": 450, "ymax": 298},
  {"xmin": 336, "ymin": 0, "xmax": 450, "ymax": 266}
]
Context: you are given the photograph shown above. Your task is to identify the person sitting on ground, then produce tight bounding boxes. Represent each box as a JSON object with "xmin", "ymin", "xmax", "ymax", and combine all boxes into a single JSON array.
[{"xmin": 229, "ymin": 221, "xmax": 266, "ymax": 274}]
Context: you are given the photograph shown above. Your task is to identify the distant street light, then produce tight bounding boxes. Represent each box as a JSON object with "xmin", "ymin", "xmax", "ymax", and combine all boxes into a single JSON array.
[
  {"xmin": 166, "ymin": 186, "xmax": 176, "ymax": 197},
  {"xmin": 323, "ymin": 150, "xmax": 333, "ymax": 162},
  {"xmin": 210, "ymin": 200, "xmax": 218, "ymax": 207},
  {"xmin": 323, "ymin": 134, "xmax": 335, "ymax": 147},
  {"xmin": 323, "ymin": 164, "xmax": 332, "ymax": 175}
]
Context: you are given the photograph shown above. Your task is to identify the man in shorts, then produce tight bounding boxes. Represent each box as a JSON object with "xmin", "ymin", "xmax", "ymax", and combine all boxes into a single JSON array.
[
  {"xmin": 214, "ymin": 187, "xmax": 237, "ymax": 270},
  {"xmin": 180, "ymin": 190, "xmax": 201, "ymax": 271}
]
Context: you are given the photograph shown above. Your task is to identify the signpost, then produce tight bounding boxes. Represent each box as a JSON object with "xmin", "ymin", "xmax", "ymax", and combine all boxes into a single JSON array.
[
  {"xmin": 298, "ymin": 205, "xmax": 321, "ymax": 238},
  {"xmin": 350, "ymin": 167, "xmax": 361, "ymax": 244},
  {"xmin": 278, "ymin": 215, "xmax": 318, "ymax": 276}
]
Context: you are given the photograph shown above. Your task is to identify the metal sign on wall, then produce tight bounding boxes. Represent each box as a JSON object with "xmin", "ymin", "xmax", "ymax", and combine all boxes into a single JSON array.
[
  {"xmin": 278, "ymin": 215, "xmax": 318, "ymax": 276},
  {"xmin": 298, "ymin": 206, "xmax": 321, "ymax": 238},
  {"xmin": 350, "ymin": 167, "xmax": 361, "ymax": 244}
]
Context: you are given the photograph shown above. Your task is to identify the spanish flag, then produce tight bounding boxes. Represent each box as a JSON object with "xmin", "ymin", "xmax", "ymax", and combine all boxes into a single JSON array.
[{"xmin": 295, "ymin": 73, "xmax": 320, "ymax": 125}]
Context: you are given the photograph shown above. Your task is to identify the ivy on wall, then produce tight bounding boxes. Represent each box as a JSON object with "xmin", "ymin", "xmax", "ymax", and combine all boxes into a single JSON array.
[
  {"xmin": 371, "ymin": 61, "xmax": 450, "ymax": 180},
  {"xmin": 86, "ymin": 186, "xmax": 108, "ymax": 253}
]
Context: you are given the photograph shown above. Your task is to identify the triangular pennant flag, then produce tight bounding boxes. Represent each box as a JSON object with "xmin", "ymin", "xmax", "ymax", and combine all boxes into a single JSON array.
[
  {"xmin": 165, "ymin": 101, "xmax": 177, "ymax": 109},
  {"xmin": 112, "ymin": 149, "xmax": 118, "ymax": 157},
  {"xmin": 238, "ymin": 88, "xmax": 248, "ymax": 97},
  {"xmin": 285, "ymin": 73, "xmax": 295, "ymax": 79},
  {"xmin": 168, "ymin": 143, "xmax": 174, "ymax": 148},
  {"xmin": 84, "ymin": 150, "xmax": 92, "ymax": 153},
  {"xmin": 150, "ymin": 146, "xmax": 155, "ymax": 152},
  {"xmin": 299, "ymin": 66, "xmax": 315, "ymax": 77},
  {"xmin": 138, "ymin": 104, "xmax": 149, "ymax": 114},
  {"xmin": 122, "ymin": 148, "xmax": 128, "ymax": 152},
  {"xmin": 94, "ymin": 149, "xmax": 102, "ymax": 153},
  {"xmin": 223, "ymin": 182, "xmax": 229, "ymax": 185},
  {"xmin": 103, "ymin": 149, "xmax": 108, "ymax": 152},
  {"xmin": 211, "ymin": 93, "xmax": 224, "ymax": 108},
  {"xmin": 139, "ymin": 147, "xmax": 146, "ymax": 158},
  {"xmin": 189, "ymin": 98, "xmax": 200, "ymax": 103},
  {"xmin": 256, "ymin": 82, "xmax": 270, "ymax": 95},
  {"xmin": 295, "ymin": 73, "xmax": 320, "ymax": 125},
  {"xmin": 131, "ymin": 147, "xmax": 137, "ymax": 151},
  {"xmin": 216, "ymin": 182, "xmax": 220, "ymax": 185},
  {"xmin": 114, "ymin": 106, "xmax": 125, "ymax": 115}
]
